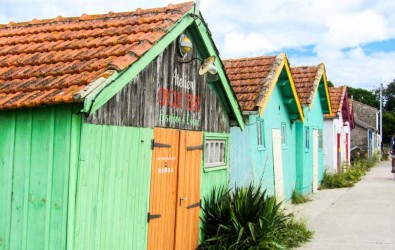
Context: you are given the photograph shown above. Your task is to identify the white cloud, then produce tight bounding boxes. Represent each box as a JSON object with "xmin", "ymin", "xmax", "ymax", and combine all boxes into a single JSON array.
[
  {"xmin": 200, "ymin": 0, "xmax": 395, "ymax": 88},
  {"xmin": 221, "ymin": 32, "xmax": 273, "ymax": 58},
  {"xmin": 315, "ymin": 10, "xmax": 388, "ymax": 54}
]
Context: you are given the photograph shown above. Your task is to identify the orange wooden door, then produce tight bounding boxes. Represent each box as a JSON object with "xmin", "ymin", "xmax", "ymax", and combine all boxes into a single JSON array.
[
  {"xmin": 148, "ymin": 128, "xmax": 180, "ymax": 250},
  {"xmin": 174, "ymin": 130, "xmax": 203, "ymax": 250},
  {"xmin": 148, "ymin": 128, "xmax": 203, "ymax": 250}
]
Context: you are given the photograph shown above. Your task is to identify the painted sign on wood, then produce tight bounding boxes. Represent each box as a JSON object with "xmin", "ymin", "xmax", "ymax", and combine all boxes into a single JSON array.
[
  {"xmin": 156, "ymin": 68, "xmax": 202, "ymax": 129},
  {"xmin": 86, "ymin": 41, "xmax": 230, "ymax": 133}
]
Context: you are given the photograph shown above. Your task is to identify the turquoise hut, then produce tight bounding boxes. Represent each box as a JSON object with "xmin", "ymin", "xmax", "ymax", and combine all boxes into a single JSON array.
[
  {"xmin": 224, "ymin": 53, "xmax": 304, "ymax": 201},
  {"xmin": 291, "ymin": 64, "xmax": 332, "ymax": 194}
]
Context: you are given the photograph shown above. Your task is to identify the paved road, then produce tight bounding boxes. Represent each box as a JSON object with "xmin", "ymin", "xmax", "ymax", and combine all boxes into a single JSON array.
[{"xmin": 292, "ymin": 160, "xmax": 395, "ymax": 250}]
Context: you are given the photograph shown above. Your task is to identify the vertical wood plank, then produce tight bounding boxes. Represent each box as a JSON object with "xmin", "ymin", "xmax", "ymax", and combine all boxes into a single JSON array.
[
  {"xmin": 0, "ymin": 111, "xmax": 16, "ymax": 250},
  {"xmin": 26, "ymin": 108, "xmax": 55, "ymax": 249},
  {"xmin": 9, "ymin": 109, "xmax": 32, "ymax": 250},
  {"xmin": 48, "ymin": 106, "xmax": 72, "ymax": 250},
  {"xmin": 67, "ymin": 109, "xmax": 82, "ymax": 250}
]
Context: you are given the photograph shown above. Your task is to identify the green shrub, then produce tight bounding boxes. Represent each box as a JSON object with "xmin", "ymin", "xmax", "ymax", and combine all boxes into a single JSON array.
[
  {"xmin": 200, "ymin": 184, "xmax": 313, "ymax": 249},
  {"xmin": 320, "ymin": 171, "xmax": 354, "ymax": 189},
  {"xmin": 321, "ymin": 155, "xmax": 380, "ymax": 189},
  {"xmin": 372, "ymin": 149, "xmax": 381, "ymax": 163},
  {"xmin": 291, "ymin": 190, "xmax": 311, "ymax": 205}
]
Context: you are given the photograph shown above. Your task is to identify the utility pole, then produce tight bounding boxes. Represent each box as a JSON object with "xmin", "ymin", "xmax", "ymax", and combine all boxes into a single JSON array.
[{"xmin": 380, "ymin": 82, "xmax": 383, "ymax": 151}]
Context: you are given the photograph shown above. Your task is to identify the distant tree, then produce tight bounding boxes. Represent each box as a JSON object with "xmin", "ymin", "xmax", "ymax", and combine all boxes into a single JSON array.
[
  {"xmin": 347, "ymin": 86, "xmax": 380, "ymax": 109},
  {"xmin": 383, "ymin": 111, "xmax": 395, "ymax": 144},
  {"xmin": 384, "ymin": 80, "xmax": 395, "ymax": 112},
  {"xmin": 327, "ymin": 80, "xmax": 334, "ymax": 87}
]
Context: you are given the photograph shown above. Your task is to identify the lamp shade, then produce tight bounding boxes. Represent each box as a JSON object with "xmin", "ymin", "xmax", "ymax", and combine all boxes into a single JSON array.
[
  {"xmin": 178, "ymin": 34, "xmax": 192, "ymax": 56},
  {"xmin": 199, "ymin": 56, "xmax": 217, "ymax": 75}
]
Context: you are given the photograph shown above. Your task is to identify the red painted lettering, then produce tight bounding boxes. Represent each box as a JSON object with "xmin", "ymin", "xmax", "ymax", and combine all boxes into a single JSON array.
[
  {"xmin": 157, "ymin": 88, "xmax": 168, "ymax": 106},
  {"xmin": 168, "ymin": 90, "xmax": 183, "ymax": 109},
  {"xmin": 186, "ymin": 94, "xmax": 201, "ymax": 112}
]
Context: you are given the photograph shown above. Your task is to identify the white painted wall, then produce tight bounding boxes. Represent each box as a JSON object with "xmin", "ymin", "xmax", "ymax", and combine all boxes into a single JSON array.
[
  {"xmin": 324, "ymin": 113, "xmax": 350, "ymax": 173},
  {"xmin": 341, "ymin": 122, "xmax": 351, "ymax": 164}
]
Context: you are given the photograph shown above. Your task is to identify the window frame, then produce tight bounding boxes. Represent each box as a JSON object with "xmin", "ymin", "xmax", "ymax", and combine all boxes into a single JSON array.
[
  {"xmin": 204, "ymin": 132, "xmax": 229, "ymax": 172},
  {"xmin": 318, "ymin": 129, "xmax": 323, "ymax": 150},
  {"xmin": 256, "ymin": 117, "xmax": 266, "ymax": 151},
  {"xmin": 281, "ymin": 123, "xmax": 287, "ymax": 148},
  {"xmin": 305, "ymin": 126, "xmax": 310, "ymax": 151}
]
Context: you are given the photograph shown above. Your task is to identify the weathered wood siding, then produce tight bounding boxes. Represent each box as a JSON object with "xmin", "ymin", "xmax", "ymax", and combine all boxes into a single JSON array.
[
  {"xmin": 86, "ymin": 40, "xmax": 230, "ymax": 133},
  {"xmin": 0, "ymin": 105, "xmax": 81, "ymax": 250}
]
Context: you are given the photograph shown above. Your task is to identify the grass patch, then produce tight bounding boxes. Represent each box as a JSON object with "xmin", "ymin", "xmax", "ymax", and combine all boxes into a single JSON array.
[
  {"xmin": 291, "ymin": 190, "xmax": 311, "ymax": 205},
  {"xmin": 276, "ymin": 218, "xmax": 313, "ymax": 249},
  {"xmin": 199, "ymin": 184, "xmax": 313, "ymax": 249}
]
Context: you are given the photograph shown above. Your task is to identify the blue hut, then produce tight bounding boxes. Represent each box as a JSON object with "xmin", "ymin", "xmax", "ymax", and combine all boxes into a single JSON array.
[
  {"xmin": 224, "ymin": 53, "xmax": 304, "ymax": 201},
  {"xmin": 291, "ymin": 64, "xmax": 332, "ymax": 194}
]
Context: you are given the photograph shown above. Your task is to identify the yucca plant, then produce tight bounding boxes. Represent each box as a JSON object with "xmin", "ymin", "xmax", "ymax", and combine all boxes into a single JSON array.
[{"xmin": 200, "ymin": 184, "xmax": 312, "ymax": 249}]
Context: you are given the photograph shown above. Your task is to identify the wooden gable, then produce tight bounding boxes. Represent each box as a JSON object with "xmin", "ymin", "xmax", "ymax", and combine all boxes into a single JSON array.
[{"xmin": 86, "ymin": 39, "xmax": 232, "ymax": 132}]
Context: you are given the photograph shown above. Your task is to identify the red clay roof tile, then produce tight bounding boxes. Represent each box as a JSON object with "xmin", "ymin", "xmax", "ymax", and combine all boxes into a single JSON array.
[
  {"xmin": 291, "ymin": 65, "xmax": 322, "ymax": 105},
  {"xmin": 223, "ymin": 56, "xmax": 277, "ymax": 111},
  {"xmin": 324, "ymin": 85, "xmax": 346, "ymax": 118},
  {"xmin": 0, "ymin": 1, "xmax": 194, "ymax": 110}
]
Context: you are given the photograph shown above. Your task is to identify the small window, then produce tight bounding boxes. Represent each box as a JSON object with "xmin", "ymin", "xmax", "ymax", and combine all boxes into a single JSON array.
[
  {"xmin": 318, "ymin": 129, "xmax": 323, "ymax": 149},
  {"xmin": 305, "ymin": 126, "xmax": 310, "ymax": 150},
  {"xmin": 281, "ymin": 123, "xmax": 287, "ymax": 147},
  {"xmin": 205, "ymin": 139, "xmax": 226, "ymax": 168},
  {"xmin": 257, "ymin": 118, "xmax": 265, "ymax": 150}
]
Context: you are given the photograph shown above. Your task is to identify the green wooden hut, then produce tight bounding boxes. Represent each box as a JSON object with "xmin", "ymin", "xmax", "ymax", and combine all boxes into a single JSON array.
[
  {"xmin": 291, "ymin": 64, "xmax": 332, "ymax": 194},
  {"xmin": 224, "ymin": 53, "xmax": 304, "ymax": 201},
  {"xmin": 0, "ymin": 2, "xmax": 244, "ymax": 249}
]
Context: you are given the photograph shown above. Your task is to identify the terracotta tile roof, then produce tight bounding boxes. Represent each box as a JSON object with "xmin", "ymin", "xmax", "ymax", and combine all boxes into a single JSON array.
[
  {"xmin": 291, "ymin": 64, "xmax": 324, "ymax": 105},
  {"xmin": 325, "ymin": 86, "xmax": 346, "ymax": 118},
  {"xmin": 0, "ymin": 2, "xmax": 194, "ymax": 110},
  {"xmin": 223, "ymin": 55, "xmax": 279, "ymax": 111}
]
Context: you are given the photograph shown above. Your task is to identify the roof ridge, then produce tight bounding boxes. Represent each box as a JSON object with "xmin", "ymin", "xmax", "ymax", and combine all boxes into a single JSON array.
[{"xmin": 223, "ymin": 55, "xmax": 277, "ymax": 62}]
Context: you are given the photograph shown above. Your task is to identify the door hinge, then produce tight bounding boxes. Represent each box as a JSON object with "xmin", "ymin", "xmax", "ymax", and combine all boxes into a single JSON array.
[
  {"xmin": 187, "ymin": 200, "xmax": 201, "ymax": 209},
  {"xmin": 151, "ymin": 139, "xmax": 171, "ymax": 150},
  {"xmin": 147, "ymin": 212, "xmax": 161, "ymax": 223},
  {"xmin": 187, "ymin": 144, "xmax": 203, "ymax": 151}
]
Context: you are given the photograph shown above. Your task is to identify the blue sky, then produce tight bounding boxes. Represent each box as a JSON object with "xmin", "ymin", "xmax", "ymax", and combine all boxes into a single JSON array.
[{"xmin": 1, "ymin": 0, "xmax": 394, "ymax": 89}]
